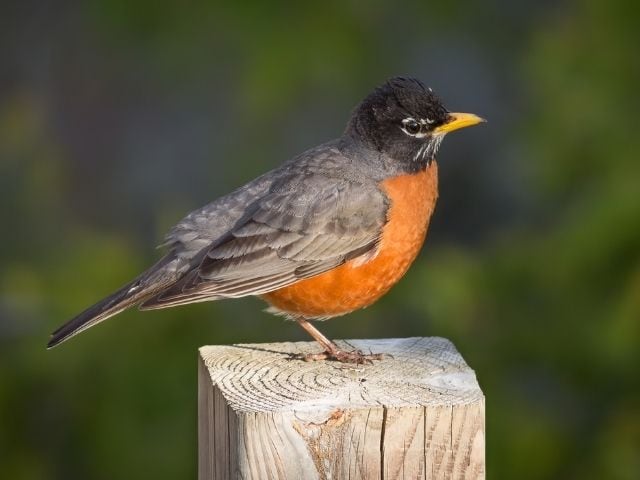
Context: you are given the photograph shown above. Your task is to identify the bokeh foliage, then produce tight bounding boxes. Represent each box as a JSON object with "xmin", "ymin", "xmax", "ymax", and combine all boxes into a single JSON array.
[{"xmin": 1, "ymin": 1, "xmax": 638, "ymax": 478}]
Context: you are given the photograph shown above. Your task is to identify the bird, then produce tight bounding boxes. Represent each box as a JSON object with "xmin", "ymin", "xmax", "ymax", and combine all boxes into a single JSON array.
[{"xmin": 47, "ymin": 77, "xmax": 484, "ymax": 363}]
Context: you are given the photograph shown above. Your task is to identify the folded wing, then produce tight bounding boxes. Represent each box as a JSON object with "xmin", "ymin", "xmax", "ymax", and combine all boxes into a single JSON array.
[{"xmin": 140, "ymin": 176, "xmax": 388, "ymax": 309}]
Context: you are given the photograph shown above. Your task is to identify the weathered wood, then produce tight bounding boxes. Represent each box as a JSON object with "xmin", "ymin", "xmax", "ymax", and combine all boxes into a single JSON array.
[{"xmin": 198, "ymin": 337, "xmax": 484, "ymax": 480}]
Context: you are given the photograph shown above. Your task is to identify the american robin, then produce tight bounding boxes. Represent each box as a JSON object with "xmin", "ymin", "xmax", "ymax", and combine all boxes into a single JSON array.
[{"xmin": 48, "ymin": 77, "xmax": 484, "ymax": 363}]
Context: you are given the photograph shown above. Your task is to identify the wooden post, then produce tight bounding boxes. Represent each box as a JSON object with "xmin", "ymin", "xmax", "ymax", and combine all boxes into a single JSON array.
[{"xmin": 198, "ymin": 337, "xmax": 484, "ymax": 480}]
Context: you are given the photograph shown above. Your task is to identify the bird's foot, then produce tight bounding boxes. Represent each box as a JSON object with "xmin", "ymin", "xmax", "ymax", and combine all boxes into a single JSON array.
[{"xmin": 297, "ymin": 349, "xmax": 386, "ymax": 364}]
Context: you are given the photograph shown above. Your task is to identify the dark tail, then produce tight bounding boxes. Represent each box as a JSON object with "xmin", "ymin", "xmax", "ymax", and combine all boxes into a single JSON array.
[{"xmin": 47, "ymin": 257, "xmax": 175, "ymax": 349}]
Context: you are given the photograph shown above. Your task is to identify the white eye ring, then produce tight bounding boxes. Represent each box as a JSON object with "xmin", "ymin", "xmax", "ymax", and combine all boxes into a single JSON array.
[{"xmin": 401, "ymin": 117, "xmax": 421, "ymax": 136}]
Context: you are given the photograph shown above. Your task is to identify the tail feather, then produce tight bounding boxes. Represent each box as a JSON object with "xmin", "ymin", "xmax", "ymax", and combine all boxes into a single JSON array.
[
  {"xmin": 47, "ymin": 257, "xmax": 177, "ymax": 349},
  {"xmin": 47, "ymin": 280, "xmax": 148, "ymax": 348}
]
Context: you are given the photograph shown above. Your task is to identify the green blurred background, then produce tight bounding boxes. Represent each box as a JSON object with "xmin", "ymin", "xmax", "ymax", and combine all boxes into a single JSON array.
[{"xmin": 1, "ymin": 0, "xmax": 638, "ymax": 478}]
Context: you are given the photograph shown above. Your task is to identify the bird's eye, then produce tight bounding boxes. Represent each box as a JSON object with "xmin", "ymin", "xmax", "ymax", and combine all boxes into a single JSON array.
[{"xmin": 402, "ymin": 118, "xmax": 421, "ymax": 135}]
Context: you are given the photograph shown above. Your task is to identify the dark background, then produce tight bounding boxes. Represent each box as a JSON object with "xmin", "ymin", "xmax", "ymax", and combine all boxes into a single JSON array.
[{"xmin": 1, "ymin": 1, "xmax": 638, "ymax": 478}]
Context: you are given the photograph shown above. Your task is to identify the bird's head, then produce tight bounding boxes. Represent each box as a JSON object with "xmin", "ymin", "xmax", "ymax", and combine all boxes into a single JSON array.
[{"xmin": 345, "ymin": 77, "xmax": 484, "ymax": 170}]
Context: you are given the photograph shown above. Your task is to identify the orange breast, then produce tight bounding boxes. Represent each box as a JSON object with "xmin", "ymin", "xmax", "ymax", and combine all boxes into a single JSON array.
[{"xmin": 262, "ymin": 161, "xmax": 439, "ymax": 318}]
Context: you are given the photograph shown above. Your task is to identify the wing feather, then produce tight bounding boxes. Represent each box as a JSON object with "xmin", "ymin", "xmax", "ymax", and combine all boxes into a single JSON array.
[{"xmin": 141, "ymin": 175, "xmax": 388, "ymax": 309}]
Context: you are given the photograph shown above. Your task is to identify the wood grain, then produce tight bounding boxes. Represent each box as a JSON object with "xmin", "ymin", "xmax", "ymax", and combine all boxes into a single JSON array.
[{"xmin": 198, "ymin": 337, "xmax": 484, "ymax": 479}]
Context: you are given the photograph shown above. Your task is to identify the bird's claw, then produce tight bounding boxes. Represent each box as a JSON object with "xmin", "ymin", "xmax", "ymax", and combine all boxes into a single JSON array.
[{"xmin": 293, "ymin": 349, "xmax": 385, "ymax": 364}]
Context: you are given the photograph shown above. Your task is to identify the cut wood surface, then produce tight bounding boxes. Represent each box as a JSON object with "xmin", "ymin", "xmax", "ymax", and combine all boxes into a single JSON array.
[{"xmin": 199, "ymin": 337, "xmax": 484, "ymax": 480}]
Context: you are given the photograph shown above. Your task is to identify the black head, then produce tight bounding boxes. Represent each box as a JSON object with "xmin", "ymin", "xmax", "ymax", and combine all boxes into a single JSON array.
[{"xmin": 345, "ymin": 77, "xmax": 483, "ymax": 170}]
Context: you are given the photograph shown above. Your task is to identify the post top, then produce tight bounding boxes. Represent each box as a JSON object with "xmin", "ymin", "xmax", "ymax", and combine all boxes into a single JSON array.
[{"xmin": 199, "ymin": 337, "xmax": 482, "ymax": 414}]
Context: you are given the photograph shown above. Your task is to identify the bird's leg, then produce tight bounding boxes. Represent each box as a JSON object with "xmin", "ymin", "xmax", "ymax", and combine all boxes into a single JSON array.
[{"xmin": 294, "ymin": 317, "xmax": 384, "ymax": 364}]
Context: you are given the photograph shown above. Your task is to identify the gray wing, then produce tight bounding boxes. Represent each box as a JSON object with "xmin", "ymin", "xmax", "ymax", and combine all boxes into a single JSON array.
[
  {"xmin": 163, "ymin": 171, "xmax": 277, "ymax": 260},
  {"xmin": 140, "ymin": 174, "xmax": 388, "ymax": 308},
  {"xmin": 48, "ymin": 141, "xmax": 387, "ymax": 346}
]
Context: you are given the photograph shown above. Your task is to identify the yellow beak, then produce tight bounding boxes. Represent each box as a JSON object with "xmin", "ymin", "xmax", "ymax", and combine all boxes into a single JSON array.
[{"xmin": 433, "ymin": 112, "xmax": 486, "ymax": 134}]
